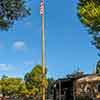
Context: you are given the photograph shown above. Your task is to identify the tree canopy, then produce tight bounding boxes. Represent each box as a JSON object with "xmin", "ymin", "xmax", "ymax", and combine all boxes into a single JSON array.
[
  {"xmin": 0, "ymin": 0, "xmax": 30, "ymax": 30},
  {"xmin": 0, "ymin": 76, "xmax": 28, "ymax": 99},
  {"xmin": 24, "ymin": 64, "xmax": 48, "ymax": 99},
  {"xmin": 77, "ymin": 0, "xmax": 100, "ymax": 72},
  {"xmin": 0, "ymin": 65, "xmax": 48, "ymax": 99},
  {"xmin": 77, "ymin": 0, "xmax": 100, "ymax": 51},
  {"xmin": 77, "ymin": 0, "xmax": 100, "ymax": 32}
]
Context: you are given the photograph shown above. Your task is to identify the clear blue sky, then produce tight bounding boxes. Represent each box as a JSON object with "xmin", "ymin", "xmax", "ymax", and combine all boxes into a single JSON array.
[{"xmin": 0, "ymin": 0, "xmax": 99, "ymax": 78}]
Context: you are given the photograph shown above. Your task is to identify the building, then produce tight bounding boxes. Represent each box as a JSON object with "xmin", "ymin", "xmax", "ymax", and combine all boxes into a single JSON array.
[{"xmin": 53, "ymin": 72, "xmax": 100, "ymax": 100}]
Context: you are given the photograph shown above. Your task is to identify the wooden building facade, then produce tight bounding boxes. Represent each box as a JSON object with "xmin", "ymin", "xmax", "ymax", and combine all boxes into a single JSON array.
[{"xmin": 53, "ymin": 73, "xmax": 100, "ymax": 100}]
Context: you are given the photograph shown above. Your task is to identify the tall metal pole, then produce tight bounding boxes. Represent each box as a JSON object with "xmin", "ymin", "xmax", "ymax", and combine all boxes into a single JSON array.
[{"xmin": 41, "ymin": 0, "xmax": 45, "ymax": 100}]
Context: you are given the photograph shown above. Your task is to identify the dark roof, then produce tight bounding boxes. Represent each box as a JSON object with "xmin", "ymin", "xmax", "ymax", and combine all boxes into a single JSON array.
[{"xmin": 54, "ymin": 72, "xmax": 100, "ymax": 85}]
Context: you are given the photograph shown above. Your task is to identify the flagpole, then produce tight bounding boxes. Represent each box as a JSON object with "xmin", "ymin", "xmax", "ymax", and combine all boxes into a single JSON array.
[
  {"xmin": 41, "ymin": 0, "xmax": 45, "ymax": 100},
  {"xmin": 42, "ymin": 15, "xmax": 45, "ymax": 100}
]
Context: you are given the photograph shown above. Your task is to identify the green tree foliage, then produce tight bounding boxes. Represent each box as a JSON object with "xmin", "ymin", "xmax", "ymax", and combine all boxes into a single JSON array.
[
  {"xmin": 24, "ymin": 64, "xmax": 48, "ymax": 99},
  {"xmin": 0, "ymin": 0, "xmax": 30, "ymax": 30},
  {"xmin": 0, "ymin": 65, "xmax": 48, "ymax": 99},
  {"xmin": 0, "ymin": 76, "xmax": 28, "ymax": 99},
  {"xmin": 77, "ymin": 0, "xmax": 100, "ymax": 51},
  {"xmin": 96, "ymin": 60, "xmax": 100, "ymax": 73},
  {"xmin": 77, "ymin": 0, "xmax": 100, "ymax": 32},
  {"xmin": 77, "ymin": 0, "xmax": 100, "ymax": 72}
]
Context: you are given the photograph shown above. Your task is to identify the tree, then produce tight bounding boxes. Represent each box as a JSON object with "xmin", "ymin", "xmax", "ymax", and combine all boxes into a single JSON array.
[
  {"xmin": 77, "ymin": 0, "xmax": 100, "ymax": 71},
  {"xmin": 0, "ymin": 76, "xmax": 28, "ymax": 100},
  {"xmin": 0, "ymin": 0, "xmax": 30, "ymax": 30},
  {"xmin": 24, "ymin": 64, "xmax": 48, "ymax": 99},
  {"xmin": 77, "ymin": 0, "xmax": 100, "ymax": 51},
  {"xmin": 77, "ymin": 0, "xmax": 100, "ymax": 32},
  {"xmin": 96, "ymin": 60, "xmax": 100, "ymax": 73}
]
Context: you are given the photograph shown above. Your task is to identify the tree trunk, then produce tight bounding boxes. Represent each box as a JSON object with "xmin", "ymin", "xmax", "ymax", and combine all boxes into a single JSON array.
[
  {"xmin": 2, "ymin": 93, "xmax": 6, "ymax": 100},
  {"xmin": 1, "ymin": 96, "xmax": 5, "ymax": 100}
]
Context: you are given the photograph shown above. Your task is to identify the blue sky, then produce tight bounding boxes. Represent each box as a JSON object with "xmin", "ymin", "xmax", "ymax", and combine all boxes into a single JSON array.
[{"xmin": 0, "ymin": 0, "xmax": 99, "ymax": 78}]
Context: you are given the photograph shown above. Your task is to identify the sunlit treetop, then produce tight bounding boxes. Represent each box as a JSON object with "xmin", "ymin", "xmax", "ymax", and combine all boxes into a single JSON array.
[
  {"xmin": 77, "ymin": 0, "xmax": 100, "ymax": 51},
  {"xmin": 0, "ymin": 0, "xmax": 30, "ymax": 30},
  {"xmin": 77, "ymin": 0, "xmax": 100, "ymax": 32}
]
